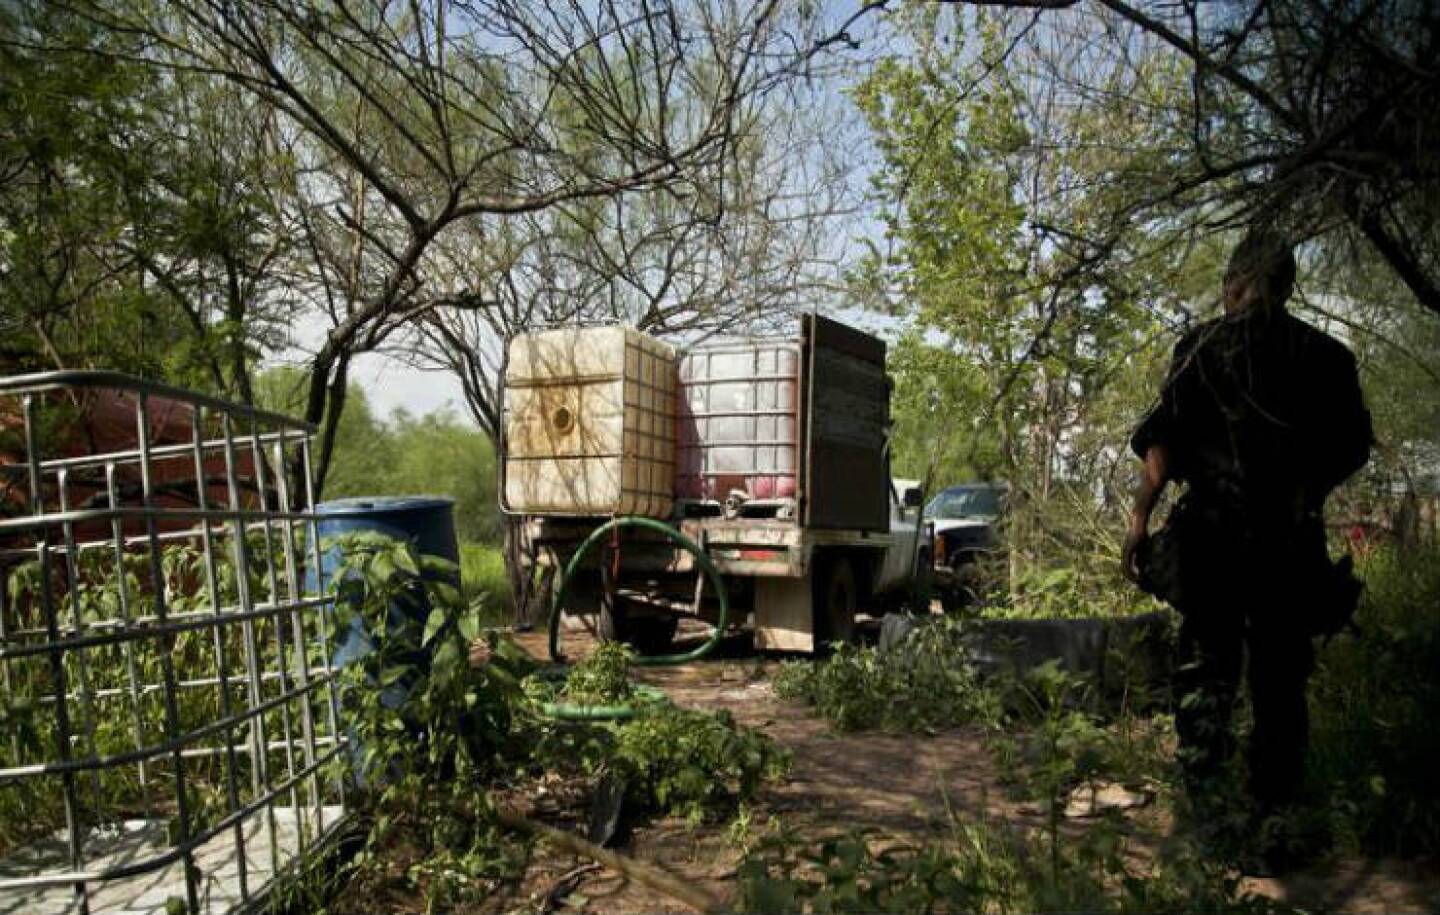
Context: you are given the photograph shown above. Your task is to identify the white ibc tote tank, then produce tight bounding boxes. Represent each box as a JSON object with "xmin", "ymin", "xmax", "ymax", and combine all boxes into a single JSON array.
[{"xmin": 503, "ymin": 326, "xmax": 677, "ymax": 518}]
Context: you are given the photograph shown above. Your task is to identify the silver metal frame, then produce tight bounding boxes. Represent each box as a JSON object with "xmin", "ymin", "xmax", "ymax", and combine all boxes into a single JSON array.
[{"xmin": 0, "ymin": 371, "xmax": 348, "ymax": 914}]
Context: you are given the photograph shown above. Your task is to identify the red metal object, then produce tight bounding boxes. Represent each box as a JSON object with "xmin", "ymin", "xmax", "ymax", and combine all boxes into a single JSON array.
[
  {"xmin": 738, "ymin": 548, "xmax": 784, "ymax": 562},
  {"xmin": 1, "ymin": 386, "xmax": 259, "ymax": 541}
]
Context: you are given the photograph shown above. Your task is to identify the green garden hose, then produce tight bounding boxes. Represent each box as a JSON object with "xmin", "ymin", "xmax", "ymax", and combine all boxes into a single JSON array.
[
  {"xmin": 539, "ymin": 684, "xmax": 669, "ymax": 721},
  {"xmin": 547, "ymin": 516, "xmax": 729, "ymax": 667}
]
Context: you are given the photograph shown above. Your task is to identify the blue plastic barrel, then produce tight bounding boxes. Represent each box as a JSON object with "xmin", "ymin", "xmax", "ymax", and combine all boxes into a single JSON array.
[
  {"xmin": 312, "ymin": 495, "xmax": 460, "ymax": 694},
  {"xmin": 314, "ymin": 495, "xmax": 460, "ymax": 573}
]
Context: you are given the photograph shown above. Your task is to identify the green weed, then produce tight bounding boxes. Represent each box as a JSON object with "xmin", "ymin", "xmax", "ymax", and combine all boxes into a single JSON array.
[
  {"xmin": 737, "ymin": 813, "xmax": 1267, "ymax": 914},
  {"xmin": 982, "ymin": 564, "xmax": 1156, "ymax": 620},
  {"xmin": 459, "ymin": 541, "xmax": 512, "ymax": 624},
  {"xmin": 751, "ymin": 659, "xmax": 1256, "ymax": 913},
  {"xmin": 773, "ymin": 618, "xmax": 999, "ymax": 733},
  {"xmin": 325, "ymin": 531, "xmax": 534, "ymax": 910},
  {"xmin": 1308, "ymin": 543, "xmax": 1440, "ymax": 855},
  {"xmin": 558, "ymin": 640, "xmax": 635, "ymax": 706},
  {"xmin": 521, "ymin": 700, "xmax": 791, "ymax": 825},
  {"xmin": 607, "ymin": 705, "xmax": 791, "ymax": 824},
  {"xmin": 0, "ymin": 533, "xmax": 307, "ymax": 856}
]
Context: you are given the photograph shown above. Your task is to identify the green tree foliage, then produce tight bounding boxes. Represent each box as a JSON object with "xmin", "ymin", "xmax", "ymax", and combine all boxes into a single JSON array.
[
  {"xmin": 0, "ymin": 3, "xmax": 291, "ymax": 397},
  {"xmin": 1083, "ymin": 0, "xmax": 1440, "ymax": 317},
  {"xmin": 855, "ymin": 4, "xmax": 1440, "ymax": 603},
  {"xmin": 46, "ymin": 0, "xmax": 848, "ymax": 491},
  {"xmin": 1295, "ymin": 259, "xmax": 1440, "ymax": 514},
  {"xmin": 7, "ymin": 0, "xmax": 853, "ymax": 501},
  {"xmin": 852, "ymin": 6, "xmax": 1192, "ymax": 591},
  {"xmin": 377, "ymin": 409, "xmax": 500, "ymax": 544},
  {"xmin": 868, "ymin": 2, "xmax": 1440, "ymax": 543},
  {"xmin": 887, "ymin": 334, "xmax": 1004, "ymax": 487}
]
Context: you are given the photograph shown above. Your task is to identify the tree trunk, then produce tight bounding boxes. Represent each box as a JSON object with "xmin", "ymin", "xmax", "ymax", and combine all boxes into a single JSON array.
[
  {"xmin": 302, "ymin": 350, "xmax": 349, "ymax": 501},
  {"xmin": 223, "ymin": 253, "xmax": 253, "ymax": 405}
]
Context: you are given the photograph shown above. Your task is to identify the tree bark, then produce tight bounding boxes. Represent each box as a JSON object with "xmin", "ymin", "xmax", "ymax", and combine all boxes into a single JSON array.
[
  {"xmin": 493, "ymin": 805, "xmax": 726, "ymax": 914},
  {"xmin": 307, "ymin": 351, "xmax": 351, "ymax": 499},
  {"xmin": 1354, "ymin": 209, "xmax": 1440, "ymax": 319}
]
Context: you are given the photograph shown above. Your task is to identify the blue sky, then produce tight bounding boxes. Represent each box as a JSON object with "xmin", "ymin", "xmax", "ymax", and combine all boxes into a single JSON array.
[{"xmin": 357, "ymin": 351, "xmax": 467, "ymax": 419}]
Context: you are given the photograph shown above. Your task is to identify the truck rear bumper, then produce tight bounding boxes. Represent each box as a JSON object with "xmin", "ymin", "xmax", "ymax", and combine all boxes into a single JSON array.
[{"xmin": 521, "ymin": 516, "xmax": 809, "ymax": 578}]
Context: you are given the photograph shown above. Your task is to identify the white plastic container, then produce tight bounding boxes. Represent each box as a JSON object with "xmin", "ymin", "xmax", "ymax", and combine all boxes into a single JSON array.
[
  {"xmin": 677, "ymin": 340, "xmax": 802, "ymax": 503},
  {"xmin": 504, "ymin": 326, "xmax": 677, "ymax": 518}
]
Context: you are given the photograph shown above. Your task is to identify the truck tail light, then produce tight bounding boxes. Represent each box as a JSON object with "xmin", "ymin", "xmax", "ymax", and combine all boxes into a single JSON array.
[
  {"xmin": 739, "ymin": 548, "xmax": 784, "ymax": 562},
  {"xmin": 933, "ymin": 534, "xmax": 946, "ymax": 566}
]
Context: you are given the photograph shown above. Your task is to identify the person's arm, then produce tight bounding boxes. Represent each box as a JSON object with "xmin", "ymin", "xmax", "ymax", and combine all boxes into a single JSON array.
[
  {"xmin": 1122, "ymin": 444, "xmax": 1171, "ymax": 582},
  {"xmin": 1122, "ymin": 331, "xmax": 1196, "ymax": 582}
]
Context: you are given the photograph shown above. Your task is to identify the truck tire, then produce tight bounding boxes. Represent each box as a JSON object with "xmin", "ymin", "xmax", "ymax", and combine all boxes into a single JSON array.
[
  {"xmin": 813, "ymin": 555, "xmax": 858, "ymax": 649},
  {"xmin": 597, "ymin": 589, "xmax": 624, "ymax": 643},
  {"xmin": 519, "ymin": 565, "xmax": 556, "ymax": 631},
  {"xmin": 627, "ymin": 614, "xmax": 680, "ymax": 655}
]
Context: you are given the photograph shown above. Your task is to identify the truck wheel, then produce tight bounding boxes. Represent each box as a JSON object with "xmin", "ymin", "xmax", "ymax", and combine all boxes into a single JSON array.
[
  {"xmin": 939, "ymin": 586, "xmax": 965, "ymax": 615},
  {"xmin": 911, "ymin": 549, "xmax": 934, "ymax": 614},
  {"xmin": 813, "ymin": 555, "xmax": 858, "ymax": 649},
  {"xmin": 597, "ymin": 589, "xmax": 625, "ymax": 643},
  {"xmin": 520, "ymin": 565, "xmax": 556, "ymax": 630}
]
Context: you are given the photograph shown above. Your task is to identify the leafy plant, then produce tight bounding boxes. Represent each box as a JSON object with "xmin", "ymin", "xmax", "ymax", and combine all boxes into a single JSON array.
[
  {"xmin": 324, "ymin": 531, "xmax": 532, "ymax": 909},
  {"xmin": 559, "ymin": 640, "xmax": 635, "ymax": 706},
  {"xmin": 1307, "ymin": 543, "xmax": 1440, "ymax": 855},
  {"xmin": 459, "ymin": 542, "xmax": 512, "ymax": 622},
  {"xmin": 774, "ymin": 617, "xmax": 1000, "ymax": 734},
  {"xmin": 983, "ymin": 564, "xmax": 1155, "ymax": 621},
  {"xmin": 520, "ymin": 699, "xmax": 790, "ymax": 826},
  {"xmin": 737, "ymin": 814, "xmax": 1266, "ymax": 914},
  {"xmin": 608, "ymin": 705, "xmax": 791, "ymax": 824},
  {"xmin": 988, "ymin": 661, "xmax": 1113, "ymax": 874},
  {"xmin": 754, "ymin": 639, "xmax": 1270, "ymax": 913},
  {"xmin": 0, "ymin": 534, "xmax": 296, "ymax": 854}
]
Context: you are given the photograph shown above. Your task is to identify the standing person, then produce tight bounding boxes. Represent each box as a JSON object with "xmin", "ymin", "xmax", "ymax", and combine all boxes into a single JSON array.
[{"xmin": 1121, "ymin": 230, "xmax": 1372, "ymax": 865}]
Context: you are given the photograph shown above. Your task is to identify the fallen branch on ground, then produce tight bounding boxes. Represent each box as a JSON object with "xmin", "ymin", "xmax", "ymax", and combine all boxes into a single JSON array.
[{"xmin": 493, "ymin": 805, "xmax": 728, "ymax": 914}]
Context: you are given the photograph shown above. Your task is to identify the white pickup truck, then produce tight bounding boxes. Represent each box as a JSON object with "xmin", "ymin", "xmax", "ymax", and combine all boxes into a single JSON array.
[{"xmin": 509, "ymin": 315, "xmax": 932, "ymax": 654}]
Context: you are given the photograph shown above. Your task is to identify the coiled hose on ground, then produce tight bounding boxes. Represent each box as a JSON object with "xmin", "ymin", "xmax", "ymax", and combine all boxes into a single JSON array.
[{"xmin": 543, "ymin": 516, "xmax": 729, "ymax": 719}]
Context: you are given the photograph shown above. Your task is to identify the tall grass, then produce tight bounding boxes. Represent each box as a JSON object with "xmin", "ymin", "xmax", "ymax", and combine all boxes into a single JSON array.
[
  {"xmin": 460, "ymin": 542, "xmax": 513, "ymax": 625},
  {"xmin": 1308, "ymin": 543, "xmax": 1440, "ymax": 855}
]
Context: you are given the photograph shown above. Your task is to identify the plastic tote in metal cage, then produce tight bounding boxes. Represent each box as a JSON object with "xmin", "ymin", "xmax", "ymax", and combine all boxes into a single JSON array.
[{"xmin": 0, "ymin": 371, "xmax": 350, "ymax": 914}]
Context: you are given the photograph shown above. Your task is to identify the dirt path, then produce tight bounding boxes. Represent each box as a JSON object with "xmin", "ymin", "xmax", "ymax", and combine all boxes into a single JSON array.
[{"xmin": 492, "ymin": 626, "xmax": 1438, "ymax": 914}]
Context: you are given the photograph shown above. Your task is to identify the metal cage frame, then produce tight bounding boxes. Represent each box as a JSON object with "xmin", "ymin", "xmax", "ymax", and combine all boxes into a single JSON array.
[{"xmin": 0, "ymin": 371, "xmax": 349, "ymax": 914}]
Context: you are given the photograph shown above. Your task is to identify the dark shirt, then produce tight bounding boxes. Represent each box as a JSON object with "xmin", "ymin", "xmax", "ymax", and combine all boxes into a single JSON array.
[{"xmin": 1132, "ymin": 310, "xmax": 1372, "ymax": 523}]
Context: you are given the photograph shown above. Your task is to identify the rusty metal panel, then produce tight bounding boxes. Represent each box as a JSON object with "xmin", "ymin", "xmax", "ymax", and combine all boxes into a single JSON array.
[{"xmin": 802, "ymin": 314, "xmax": 889, "ymax": 532}]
